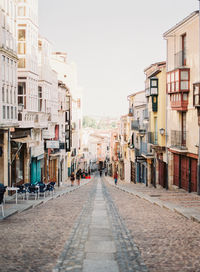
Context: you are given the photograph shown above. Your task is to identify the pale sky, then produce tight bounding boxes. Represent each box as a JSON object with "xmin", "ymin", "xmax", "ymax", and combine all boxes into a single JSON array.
[{"xmin": 39, "ymin": 0, "xmax": 198, "ymax": 118}]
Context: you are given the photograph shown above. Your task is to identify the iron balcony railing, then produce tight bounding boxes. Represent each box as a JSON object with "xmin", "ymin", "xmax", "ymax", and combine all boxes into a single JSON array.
[
  {"xmin": 171, "ymin": 130, "xmax": 187, "ymax": 149},
  {"xmin": 143, "ymin": 108, "xmax": 149, "ymax": 119},
  {"xmin": 128, "ymin": 108, "xmax": 133, "ymax": 116},
  {"xmin": 174, "ymin": 50, "xmax": 187, "ymax": 68},
  {"xmin": 131, "ymin": 120, "xmax": 139, "ymax": 130},
  {"xmin": 148, "ymin": 132, "xmax": 158, "ymax": 145},
  {"xmin": 135, "ymin": 148, "xmax": 141, "ymax": 157}
]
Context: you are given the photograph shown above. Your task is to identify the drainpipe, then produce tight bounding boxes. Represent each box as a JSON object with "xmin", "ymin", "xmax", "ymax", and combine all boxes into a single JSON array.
[{"xmin": 198, "ymin": 1, "xmax": 200, "ymax": 195}]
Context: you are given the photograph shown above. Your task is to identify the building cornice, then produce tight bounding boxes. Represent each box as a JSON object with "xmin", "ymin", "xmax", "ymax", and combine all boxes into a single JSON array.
[
  {"xmin": 0, "ymin": 47, "xmax": 18, "ymax": 60},
  {"xmin": 163, "ymin": 10, "xmax": 199, "ymax": 38}
]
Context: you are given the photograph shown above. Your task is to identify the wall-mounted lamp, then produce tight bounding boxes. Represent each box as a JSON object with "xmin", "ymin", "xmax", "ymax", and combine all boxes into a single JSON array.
[{"xmin": 159, "ymin": 128, "xmax": 165, "ymax": 136}]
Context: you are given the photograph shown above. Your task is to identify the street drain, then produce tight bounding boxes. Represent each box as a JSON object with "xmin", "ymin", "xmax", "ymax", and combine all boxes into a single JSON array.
[{"xmin": 150, "ymin": 195, "xmax": 161, "ymax": 197}]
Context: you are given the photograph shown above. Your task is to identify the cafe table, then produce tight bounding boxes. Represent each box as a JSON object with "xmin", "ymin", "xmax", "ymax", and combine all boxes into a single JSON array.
[{"xmin": 6, "ymin": 187, "xmax": 19, "ymax": 204}]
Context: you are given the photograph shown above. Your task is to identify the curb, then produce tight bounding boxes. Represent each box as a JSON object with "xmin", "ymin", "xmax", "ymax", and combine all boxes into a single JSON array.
[{"xmin": 107, "ymin": 178, "xmax": 200, "ymax": 224}]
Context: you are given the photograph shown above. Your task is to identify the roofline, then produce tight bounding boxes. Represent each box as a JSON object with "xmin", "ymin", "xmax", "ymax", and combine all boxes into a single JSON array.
[
  {"xmin": 127, "ymin": 90, "xmax": 145, "ymax": 99},
  {"xmin": 163, "ymin": 10, "xmax": 199, "ymax": 38},
  {"xmin": 144, "ymin": 61, "xmax": 166, "ymax": 73}
]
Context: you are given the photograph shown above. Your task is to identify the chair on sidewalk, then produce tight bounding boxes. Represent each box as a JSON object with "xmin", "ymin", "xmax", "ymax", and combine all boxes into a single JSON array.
[
  {"xmin": 38, "ymin": 183, "xmax": 46, "ymax": 198},
  {"xmin": 17, "ymin": 185, "xmax": 27, "ymax": 200},
  {"xmin": 45, "ymin": 183, "xmax": 55, "ymax": 196},
  {"xmin": 0, "ymin": 186, "xmax": 7, "ymax": 217},
  {"xmin": 27, "ymin": 185, "xmax": 39, "ymax": 200}
]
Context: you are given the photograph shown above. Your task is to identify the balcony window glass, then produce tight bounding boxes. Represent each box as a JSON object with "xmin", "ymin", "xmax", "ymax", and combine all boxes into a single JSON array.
[
  {"xmin": 2, "ymin": 86, "xmax": 5, "ymax": 102},
  {"xmin": 6, "ymin": 87, "xmax": 8, "ymax": 103},
  {"xmin": 7, "ymin": 106, "xmax": 9, "ymax": 119},
  {"xmin": 167, "ymin": 83, "xmax": 170, "ymax": 92},
  {"xmin": 18, "ymin": 43, "xmax": 26, "ymax": 54},
  {"xmin": 3, "ymin": 106, "xmax": 5, "ymax": 119},
  {"xmin": 167, "ymin": 74, "xmax": 170, "ymax": 83},
  {"xmin": 175, "ymin": 71, "xmax": 179, "ymax": 81},
  {"xmin": 183, "ymin": 93, "xmax": 188, "ymax": 101},
  {"xmin": 18, "ymin": 6, "xmax": 26, "ymax": 16},
  {"xmin": 171, "ymin": 82, "xmax": 175, "ymax": 92},
  {"xmin": 181, "ymin": 81, "xmax": 188, "ymax": 90},
  {"xmin": 171, "ymin": 72, "xmax": 174, "ymax": 82},
  {"xmin": 11, "ymin": 106, "xmax": 13, "ymax": 119},
  {"xmin": 18, "ymin": 29, "xmax": 26, "ymax": 41},
  {"xmin": 176, "ymin": 82, "xmax": 179, "ymax": 91},
  {"xmin": 181, "ymin": 71, "xmax": 188, "ymax": 80},
  {"xmin": 18, "ymin": 58, "xmax": 26, "ymax": 68}
]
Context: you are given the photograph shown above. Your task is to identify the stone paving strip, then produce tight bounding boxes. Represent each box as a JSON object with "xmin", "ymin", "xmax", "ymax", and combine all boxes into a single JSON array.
[
  {"xmin": 54, "ymin": 177, "xmax": 148, "ymax": 272},
  {"xmin": 0, "ymin": 179, "xmax": 91, "ymax": 220},
  {"xmin": 106, "ymin": 177, "xmax": 200, "ymax": 223}
]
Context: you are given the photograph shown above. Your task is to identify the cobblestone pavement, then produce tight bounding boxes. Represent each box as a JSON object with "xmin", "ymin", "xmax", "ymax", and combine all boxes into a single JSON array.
[
  {"xmin": 54, "ymin": 176, "xmax": 147, "ymax": 272},
  {"xmin": 2, "ymin": 174, "xmax": 200, "ymax": 272},
  {"xmin": 106, "ymin": 179, "xmax": 200, "ymax": 272},
  {"xmin": 0, "ymin": 181, "xmax": 94, "ymax": 272}
]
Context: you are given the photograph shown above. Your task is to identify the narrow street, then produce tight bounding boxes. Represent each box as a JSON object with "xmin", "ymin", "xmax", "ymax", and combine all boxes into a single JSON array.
[{"xmin": 1, "ymin": 175, "xmax": 200, "ymax": 272}]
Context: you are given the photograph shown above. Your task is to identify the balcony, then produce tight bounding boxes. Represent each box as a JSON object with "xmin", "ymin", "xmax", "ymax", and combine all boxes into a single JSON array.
[
  {"xmin": 167, "ymin": 68, "xmax": 190, "ymax": 111},
  {"xmin": 131, "ymin": 120, "xmax": 139, "ymax": 130},
  {"xmin": 141, "ymin": 142, "xmax": 153, "ymax": 156},
  {"xmin": 148, "ymin": 132, "xmax": 158, "ymax": 145},
  {"xmin": 171, "ymin": 130, "xmax": 187, "ymax": 150},
  {"xmin": 135, "ymin": 148, "xmax": 141, "ymax": 157},
  {"xmin": 128, "ymin": 108, "xmax": 133, "ymax": 116},
  {"xmin": 174, "ymin": 50, "xmax": 186, "ymax": 68},
  {"xmin": 143, "ymin": 108, "xmax": 149, "ymax": 120}
]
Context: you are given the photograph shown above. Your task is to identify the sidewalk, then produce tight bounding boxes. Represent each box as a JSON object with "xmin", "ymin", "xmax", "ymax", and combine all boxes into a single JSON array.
[
  {"xmin": 105, "ymin": 176, "xmax": 200, "ymax": 223},
  {"xmin": 0, "ymin": 178, "xmax": 93, "ymax": 220}
]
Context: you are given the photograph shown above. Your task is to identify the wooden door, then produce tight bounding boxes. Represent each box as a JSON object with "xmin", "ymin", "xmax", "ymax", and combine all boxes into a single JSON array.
[
  {"xmin": 181, "ymin": 156, "xmax": 189, "ymax": 191},
  {"xmin": 158, "ymin": 160, "xmax": 166, "ymax": 188},
  {"xmin": 191, "ymin": 158, "xmax": 197, "ymax": 192},
  {"xmin": 173, "ymin": 154, "xmax": 179, "ymax": 187}
]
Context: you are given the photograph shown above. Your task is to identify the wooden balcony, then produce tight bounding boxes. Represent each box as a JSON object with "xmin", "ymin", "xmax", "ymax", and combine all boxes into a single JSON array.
[{"xmin": 167, "ymin": 68, "xmax": 190, "ymax": 111}]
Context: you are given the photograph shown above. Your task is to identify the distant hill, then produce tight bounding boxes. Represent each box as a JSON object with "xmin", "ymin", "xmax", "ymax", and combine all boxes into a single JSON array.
[{"xmin": 83, "ymin": 115, "xmax": 118, "ymax": 129}]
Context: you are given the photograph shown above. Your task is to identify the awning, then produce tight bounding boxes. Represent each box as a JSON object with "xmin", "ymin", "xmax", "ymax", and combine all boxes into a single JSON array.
[{"xmin": 11, "ymin": 136, "xmax": 36, "ymax": 145}]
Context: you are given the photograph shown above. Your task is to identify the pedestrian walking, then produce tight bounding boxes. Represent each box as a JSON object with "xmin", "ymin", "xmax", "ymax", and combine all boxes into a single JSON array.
[
  {"xmin": 76, "ymin": 169, "xmax": 81, "ymax": 186},
  {"xmin": 114, "ymin": 172, "xmax": 118, "ymax": 185},
  {"xmin": 100, "ymin": 170, "xmax": 102, "ymax": 177},
  {"xmin": 70, "ymin": 172, "xmax": 75, "ymax": 186},
  {"xmin": 105, "ymin": 169, "xmax": 108, "ymax": 176}
]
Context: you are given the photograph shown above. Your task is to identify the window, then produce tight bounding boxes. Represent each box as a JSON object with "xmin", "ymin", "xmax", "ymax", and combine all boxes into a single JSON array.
[
  {"xmin": 1, "ymin": 56, "xmax": 5, "ymax": 80},
  {"xmin": 11, "ymin": 106, "xmax": 13, "ymax": 119},
  {"xmin": 10, "ymin": 88, "xmax": 12, "ymax": 104},
  {"xmin": 182, "ymin": 34, "xmax": 186, "ymax": 66},
  {"xmin": 18, "ymin": 6, "xmax": 26, "ymax": 16},
  {"xmin": 18, "ymin": 43, "xmax": 26, "ymax": 54},
  {"xmin": 2, "ymin": 86, "xmax": 5, "ymax": 102},
  {"xmin": 6, "ymin": 87, "xmax": 8, "ymax": 103},
  {"xmin": 18, "ymin": 29, "xmax": 26, "ymax": 41},
  {"xmin": 3, "ymin": 106, "xmax": 5, "ymax": 119},
  {"xmin": 7, "ymin": 106, "xmax": 9, "ymax": 119},
  {"xmin": 18, "ymin": 82, "xmax": 26, "ymax": 109},
  {"xmin": 18, "ymin": 58, "xmax": 26, "ymax": 68}
]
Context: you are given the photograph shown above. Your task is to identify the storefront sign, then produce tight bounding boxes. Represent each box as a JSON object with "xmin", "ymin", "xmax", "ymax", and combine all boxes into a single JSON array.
[{"xmin": 46, "ymin": 140, "xmax": 59, "ymax": 149}]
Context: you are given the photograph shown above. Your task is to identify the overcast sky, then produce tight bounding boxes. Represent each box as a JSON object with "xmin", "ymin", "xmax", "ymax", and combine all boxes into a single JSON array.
[{"xmin": 39, "ymin": 0, "xmax": 198, "ymax": 118}]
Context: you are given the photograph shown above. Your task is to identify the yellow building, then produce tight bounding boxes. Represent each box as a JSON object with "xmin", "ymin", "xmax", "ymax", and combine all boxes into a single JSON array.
[{"xmin": 144, "ymin": 61, "xmax": 167, "ymax": 188}]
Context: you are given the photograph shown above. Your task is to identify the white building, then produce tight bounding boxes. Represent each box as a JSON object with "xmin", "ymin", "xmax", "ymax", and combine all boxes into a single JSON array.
[
  {"xmin": 51, "ymin": 52, "xmax": 82, "ymax": 173},
  {"xmin": 0, "ymin": 0, "xmax": 18, "ymax": 126},
  {"xmin": 0, "ymin": 0, "xmax": 18, "ymax": 187},
  {"xmin": 17, "ymin": 0, "xmax": 39, "ymax": 126}
]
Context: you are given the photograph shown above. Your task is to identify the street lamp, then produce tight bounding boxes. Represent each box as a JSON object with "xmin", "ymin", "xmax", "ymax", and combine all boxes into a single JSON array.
[{"xmin": 159, "ymin": 128, "xmax": 165, "ymax": 136}]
